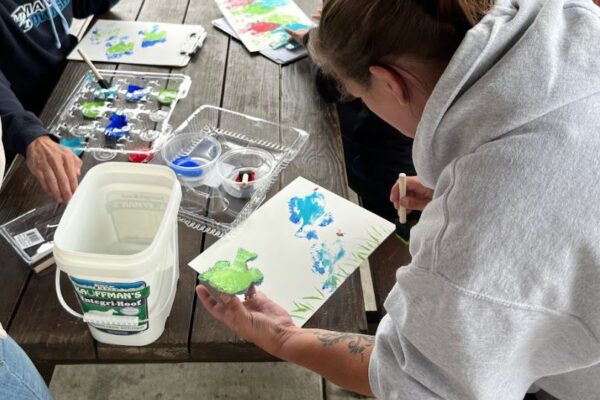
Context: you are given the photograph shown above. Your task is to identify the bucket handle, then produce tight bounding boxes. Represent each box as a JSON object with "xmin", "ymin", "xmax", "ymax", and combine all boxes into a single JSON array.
[{"xmin": 55, "ymin": 258, "xmax": 179, "ymax": 325}]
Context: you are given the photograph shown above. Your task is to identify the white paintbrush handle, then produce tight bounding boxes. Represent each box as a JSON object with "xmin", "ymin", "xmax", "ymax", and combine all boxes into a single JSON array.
[
  {"xmin": 398, "ymin": 173, "xmax": 407, "ymax": 224},
  {"xmin": 77, "ymin": 48, "xmax": 104, "ymax": 81}
]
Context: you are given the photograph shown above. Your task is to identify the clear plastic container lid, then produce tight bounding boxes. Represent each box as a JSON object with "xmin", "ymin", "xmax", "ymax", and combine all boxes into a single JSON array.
[
  {"xmin": 0, "ymin": 203, "xmax": 64, "ymax": 265},
  {"xmin": 163, "ymin": 105, "xmax": 309, "ymax": 237},
  {"xmin": 47, "ymin": 70, "xmax": 191, "ymax": 162}
]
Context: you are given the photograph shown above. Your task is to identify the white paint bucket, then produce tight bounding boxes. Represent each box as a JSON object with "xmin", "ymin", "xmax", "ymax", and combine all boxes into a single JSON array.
[{"xmin": 53, "ymin": 162, "xmax": 182, "ymax": 346}]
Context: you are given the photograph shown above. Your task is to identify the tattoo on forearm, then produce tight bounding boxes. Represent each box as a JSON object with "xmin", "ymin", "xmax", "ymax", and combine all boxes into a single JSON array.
[{"xmin": 314, "ymin": 332, "xmax": 375, "ymax": 361}]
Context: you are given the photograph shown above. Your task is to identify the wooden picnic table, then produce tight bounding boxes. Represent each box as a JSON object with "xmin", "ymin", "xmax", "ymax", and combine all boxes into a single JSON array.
[{"xmin": 0, "ymin": 0, "xmax": 410, "ymax": 383}]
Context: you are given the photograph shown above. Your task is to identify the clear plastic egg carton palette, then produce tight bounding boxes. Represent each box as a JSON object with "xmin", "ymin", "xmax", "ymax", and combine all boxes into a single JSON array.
[
  {"xmin": 161, "ymin": 105, "xmax": 309, "ymax": 237},
  {"xmin": 48, "ymin": 69, "xmax": 191, "ymax": 161}
]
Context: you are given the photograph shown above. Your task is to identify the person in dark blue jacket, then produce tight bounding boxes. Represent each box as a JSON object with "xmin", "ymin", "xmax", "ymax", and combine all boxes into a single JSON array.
[{"xmin": 0, "ymin": 0, "xmax": 119, "ymax": 203}]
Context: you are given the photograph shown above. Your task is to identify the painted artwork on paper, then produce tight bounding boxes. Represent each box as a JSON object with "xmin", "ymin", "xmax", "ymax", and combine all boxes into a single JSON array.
[
  {"xmin": 69, "ymin": 20, "xmax": 206, "ymax": 67},
  {"xmin": 189, "ymin": 177, "xmax": 395, "ymax": 326},
  {"xmin": 288, "ymin": 189, "xmax": 334, "ymax": 240},
  {"xmin": 215, "ymin": 0, "xmax": 314, "ymax": 52},
  {"xmin": 139, "ymin": 25, "xmax": 168, "ymax": 48}
]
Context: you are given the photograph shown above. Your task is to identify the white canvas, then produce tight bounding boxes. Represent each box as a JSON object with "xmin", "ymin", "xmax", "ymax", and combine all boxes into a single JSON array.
[
  {"xmin": 189, "ymin": 177, "xmax": 395, "ymax": 325},
  {"xmin": 68, "ymin": 20, "xmax": 206, "ymax": 67},
  {"xmin": 215, "ymin": 0, "xmax": 314, "ymax": 53}
]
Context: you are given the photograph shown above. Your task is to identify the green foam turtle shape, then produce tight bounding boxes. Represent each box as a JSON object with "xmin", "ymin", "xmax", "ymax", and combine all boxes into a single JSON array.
[{"xmin": 198, "ymin": 248, "xmax": 264, "ymax": 296}]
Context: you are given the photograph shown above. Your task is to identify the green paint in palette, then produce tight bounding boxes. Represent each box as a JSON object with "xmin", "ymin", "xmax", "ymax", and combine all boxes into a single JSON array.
[{"xmin": 157, "ymin": 89, "xmax": 177, "ymax": 105}]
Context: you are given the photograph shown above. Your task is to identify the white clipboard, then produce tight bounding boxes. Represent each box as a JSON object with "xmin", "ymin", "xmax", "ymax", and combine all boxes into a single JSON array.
[
  {"xmin": 212, "ymin": 18, "xmax": 308, "ymax": 65},
  {"xmin": 68, "ymin": 20, "xmax": 207, "ymax": 67}
]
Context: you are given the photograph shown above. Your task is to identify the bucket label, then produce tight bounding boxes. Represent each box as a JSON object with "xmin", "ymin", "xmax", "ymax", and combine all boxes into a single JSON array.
[{"xmin": 70, "ymin": 277, "xmax": 150, "ymax": 335}]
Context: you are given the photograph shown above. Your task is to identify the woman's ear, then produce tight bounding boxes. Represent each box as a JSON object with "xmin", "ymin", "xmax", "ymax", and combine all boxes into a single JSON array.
[{"xmin": 369, "ymin": 65, "xmax": 409, "ymax": 105}]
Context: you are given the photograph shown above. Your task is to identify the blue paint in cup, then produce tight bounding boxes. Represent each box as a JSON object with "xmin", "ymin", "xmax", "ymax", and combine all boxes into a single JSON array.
[{"xmin": 171, "ymin": 156, "xmax": 204, "ymax": 177}]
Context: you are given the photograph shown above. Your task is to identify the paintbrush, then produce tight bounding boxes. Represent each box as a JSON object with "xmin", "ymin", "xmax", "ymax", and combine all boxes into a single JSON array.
[
  {"xmin": 77, "ymin": 48, "xmax": 111, "ymax": 89},
  {"xmin": 395, "ymin": 173, "xmax": 410, "ymax": 245}
]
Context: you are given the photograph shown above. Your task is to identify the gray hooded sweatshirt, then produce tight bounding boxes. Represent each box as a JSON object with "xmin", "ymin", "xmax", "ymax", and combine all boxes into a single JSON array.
[{"xmin": 369, "ymin": 0, "xmax": 600, "ymax": 399}]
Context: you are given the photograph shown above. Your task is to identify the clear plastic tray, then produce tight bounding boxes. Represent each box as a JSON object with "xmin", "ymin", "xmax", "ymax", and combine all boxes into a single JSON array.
[
  {"xmin": 0, "ymin": 203, "xmax": 63, "ymax": 265},
  {"xmin": 47, "ymin": 69, "xmax": 191, "ymax": 161},
  {"xmin": 162, "ymin": 105, "xmax": 309, "ymax": 237}
]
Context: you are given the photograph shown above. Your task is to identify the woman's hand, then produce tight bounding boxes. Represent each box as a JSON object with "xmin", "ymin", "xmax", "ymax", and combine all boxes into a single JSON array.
[
  {"xmin": 26, "ymin": 136, "xmax": 82, "ymax": 203},
  {"xmin": 285, "ymin": 28, "xmax": 310, "ymax": 45},
  {"xmin": 196, "ymin": 285, "xmax": 299, "ymax": 357},
  {"xmin": 284, "ymin": 8, "xmax": 321, "ymax": 45},
  {"xmin": 390, "ymin": 175, "xmax": 433, "ymax": 212}
]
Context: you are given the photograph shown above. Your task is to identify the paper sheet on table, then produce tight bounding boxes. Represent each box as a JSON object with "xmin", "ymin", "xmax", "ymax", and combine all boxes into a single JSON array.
[
  {"xmin": 215, "ymin": 0, "xmax": 314, "ymax": 53},
  {"xmin": 189, "ymin": 177, "xmax": 395, "ymax": 326},
  {"xmin": 212, "ymin": 17, "xmax": 307, "ymax": 65},
  {"xmin": 68, "ymin": 20, "xmax": 207, "ymax": 67}
]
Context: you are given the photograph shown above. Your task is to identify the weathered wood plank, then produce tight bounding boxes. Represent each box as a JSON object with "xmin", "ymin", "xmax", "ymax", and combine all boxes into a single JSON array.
[
  {"xmin": 368, "ymin": 233, "xmax": 413, "ymax": 318},
  {"xmin": 96, "ymin": 0, "xmax": 196, "ymax": 361},
  {"xmin": 10, "ymin": 271, "xmax": 96, "ymax": 361},
  {"xmin": 191, "ymin": 0, "xmax": 367, "ymax": 361},
  {"xmin": 96, "ymin": 222, "xmax": 203, "ymax": 361},
  {"xmin": 281, "ymin": 0, "xmax": 367, "ymax": 334},
  {"xmin": 189, "ymin": 27, "xmax": 281, "ymax": 360},
  {"xmin": 0, "ymin": 169, "xmax": 40, "ymax": 327},
  {"xmin": 6, "ymin": 1, "xmax": 145, "ymax": 361},
  {"xmin": 280, "ymin": 59, "xmax": 367, "ymax": 333}
]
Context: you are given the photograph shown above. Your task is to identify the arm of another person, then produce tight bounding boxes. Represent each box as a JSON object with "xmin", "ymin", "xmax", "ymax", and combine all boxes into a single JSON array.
[
  {"xmin": 196, "ymin": 287, "xmax": 374, "ymax": 396},
  {"xmin": 72, "ymin": 0, "xmax": 120, "ymax": 18},
  {"xmin": 0, "ymin": 70, "xmax": 81, "ymax": 202}
]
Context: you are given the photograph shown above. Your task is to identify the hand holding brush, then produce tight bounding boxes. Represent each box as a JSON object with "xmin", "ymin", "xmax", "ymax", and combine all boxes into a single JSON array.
[{"xmin": 390, "ymin": 175, "xmax": 433, "ymax": 244}]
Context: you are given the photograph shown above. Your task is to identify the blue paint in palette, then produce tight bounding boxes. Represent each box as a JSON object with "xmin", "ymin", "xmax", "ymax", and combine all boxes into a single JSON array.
[
  {"xmin": 125, "ymin": 84, "xmax": 148, "ymax": 102},
  {"xmin": 288, "ymin": 190, "xmax": 334, "ymax": 240},
  {"xmin": 105, "ymin": 113, "xmax": 130, "ymax": 141},
  {"xmin": 60, "ymin": 137, "xmax": 84, "ymax": 156}
]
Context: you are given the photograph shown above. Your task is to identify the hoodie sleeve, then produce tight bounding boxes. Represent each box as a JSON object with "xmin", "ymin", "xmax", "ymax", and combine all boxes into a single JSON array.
[
  {"xmin": 72, "ymin": 0, "xmax": 120, "ymax": 18},
  {"xmin": 0, "ymin": 70, "xmax": 49, "ymax": 156},
  {"xmin": 369, "ymin": 266, "xmax": 599, "ymax": 400}
]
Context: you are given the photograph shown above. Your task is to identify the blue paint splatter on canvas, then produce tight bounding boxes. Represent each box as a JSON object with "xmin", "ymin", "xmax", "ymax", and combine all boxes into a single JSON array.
[
  {"xmin": 288, "ymin": 190, "xmax": 334, "ymax": 240},
  {"xmin": 105, "ymin": 36, "xmax": 134, "ymax": 60},
  {"xmin": 138, "ymin": 25, "xmax": 168, "ymax": 48},
  {"xmin": 311, "ymin": 239, "xmax": 346, "ymax": 291}
]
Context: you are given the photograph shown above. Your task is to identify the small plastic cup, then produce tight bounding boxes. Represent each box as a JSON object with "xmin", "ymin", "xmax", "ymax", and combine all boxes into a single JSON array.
[
  {"xmin": 161, "ymin": 133, "xmax": 222, "ymax": 187},
  {"xmin": 217, "ymin": 148, "xmax": 275, "ymax": 199}
]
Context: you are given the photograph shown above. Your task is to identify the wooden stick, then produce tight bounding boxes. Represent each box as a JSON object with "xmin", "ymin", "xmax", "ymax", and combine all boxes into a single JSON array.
[
  {"xmin": 398, "ymin": 173, "xmax": 407, "ymax": 224},
  {"xmin": 77, "ymin": 49, "xmax": 110, "ymax": 88}
]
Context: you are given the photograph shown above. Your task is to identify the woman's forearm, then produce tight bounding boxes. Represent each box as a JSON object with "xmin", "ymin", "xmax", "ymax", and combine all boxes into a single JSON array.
[{"xmin": 278, "ymin": 329, "xmax": 375, "ymax": 397}]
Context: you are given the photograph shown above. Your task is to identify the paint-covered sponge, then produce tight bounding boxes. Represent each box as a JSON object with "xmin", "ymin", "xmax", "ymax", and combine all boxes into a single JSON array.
[
  {"xmin": 198, "ymin": 248, "xmax": 264, "ymax": 296},
  {"xmin": 125, "ymin": 84, "xmax": 149, "ymax": 102},
  {"xmin": 105, "ymin": 113, "xmax": 130, "ymax": 141}
]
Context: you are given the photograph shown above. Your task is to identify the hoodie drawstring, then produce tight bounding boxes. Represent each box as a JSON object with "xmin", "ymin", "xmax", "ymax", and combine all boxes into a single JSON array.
[{"xmin": 45, "ymin": 0, "xmax": 70, "ymax": 49}]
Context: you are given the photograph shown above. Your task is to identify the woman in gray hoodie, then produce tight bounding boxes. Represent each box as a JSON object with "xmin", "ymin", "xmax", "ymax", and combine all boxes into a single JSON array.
[{"xmin": 197, "ymin": 0, "xmax": 600, "ymax": 399}]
